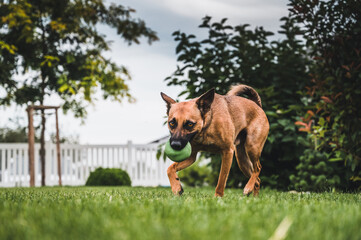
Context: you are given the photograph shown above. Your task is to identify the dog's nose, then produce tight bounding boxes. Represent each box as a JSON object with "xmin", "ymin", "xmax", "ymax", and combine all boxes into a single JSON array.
[{"xmin": 170, "ymin": 140, "xmax": 182, "ymax": 150}]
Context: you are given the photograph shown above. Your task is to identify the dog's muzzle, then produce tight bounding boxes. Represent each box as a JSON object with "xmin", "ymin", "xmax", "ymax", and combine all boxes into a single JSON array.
[
  {"xmin": 170, "ymin": 131, "xmax": 198, "ymax": 151},
  {"xmin": 170, "ymin": 140, "xmax": 184, "ymax": 150}
]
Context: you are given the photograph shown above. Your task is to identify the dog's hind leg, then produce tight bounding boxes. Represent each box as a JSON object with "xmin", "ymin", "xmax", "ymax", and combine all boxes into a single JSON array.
[
  {"xmin": 242, "ymin": 126, "xmax": 268, "ymax": 196},
  {"xmin": 235, "ymin": 130, "xmax": 253, "ymax": 179},
  {"xmin": 167, "ymin": 150, "xmax": 198, "ymax": 196},
  {"xmin": 242, "ymin": 144, "xmax": 262, "ymax": 196},
  {"xmin": 243, "ymin": 159, "xmax": 261, "ymax": 196}
]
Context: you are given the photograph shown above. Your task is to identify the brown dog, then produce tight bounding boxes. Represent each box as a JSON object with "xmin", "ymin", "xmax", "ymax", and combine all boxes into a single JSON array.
[{"xmin": 161, "ymin": 84, "xmax": 269, "ymax": 197}]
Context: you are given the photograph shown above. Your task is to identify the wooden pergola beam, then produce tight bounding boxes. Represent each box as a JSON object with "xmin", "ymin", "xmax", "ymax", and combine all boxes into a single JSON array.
[
  {"xmin": 26, "ymin": 105, "xmax": 62, "ymax": 187},
  {"xmin": 32, "ymin": 105, "xmax": 60, "ymax": 110}
]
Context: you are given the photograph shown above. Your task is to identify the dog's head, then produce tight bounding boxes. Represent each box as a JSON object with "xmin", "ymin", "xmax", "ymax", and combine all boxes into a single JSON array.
[{"xmin": 160, "ymin": 89, "xmax": 215, "ymax": 150}]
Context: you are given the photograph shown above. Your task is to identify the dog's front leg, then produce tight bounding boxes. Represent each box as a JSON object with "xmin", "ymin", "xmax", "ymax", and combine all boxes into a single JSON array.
[
  {"xmin": 215, "ymin": 148, "xmax": 234, "ymax": 197},
  {"xmin": 167, "ymin": 151, "xmax": 197, "ymax": 195}
]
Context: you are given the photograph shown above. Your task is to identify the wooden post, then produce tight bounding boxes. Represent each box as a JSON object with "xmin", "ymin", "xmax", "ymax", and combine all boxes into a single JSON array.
[
  {"xmin": 26, "ymin": 105, "xmax": 61, "ymax": 187},
  {"xmin": 55, "ymin": 109, "xmax": 62, "ymax": 186},
  {"xmin": 40, "ymin": 109, "xmax": 46, "ymax": 186},
  {"xmin": 27, "ymin": 106, "xmax": 35, "ymax": 187}
]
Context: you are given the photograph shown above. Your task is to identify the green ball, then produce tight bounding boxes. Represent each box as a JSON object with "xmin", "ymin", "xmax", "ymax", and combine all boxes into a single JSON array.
[{"xmin": 164, "ymin": 139, "xmax": 192, "ymax": 162}]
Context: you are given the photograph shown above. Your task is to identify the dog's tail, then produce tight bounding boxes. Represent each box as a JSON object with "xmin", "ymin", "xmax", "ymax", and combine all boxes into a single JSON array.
[{"xmin": 227, "ymin": 84, "xmax": 262, "ymax": 108}]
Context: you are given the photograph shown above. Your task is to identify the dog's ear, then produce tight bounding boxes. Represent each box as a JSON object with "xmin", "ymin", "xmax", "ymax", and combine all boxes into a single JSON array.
[
  {"xmin": 160, "ymin": 92, "xmax": 176, "ymax": 115},
  {"xmin": 196, "ymin": 88, "xmax": 215, "ymax": 116}
]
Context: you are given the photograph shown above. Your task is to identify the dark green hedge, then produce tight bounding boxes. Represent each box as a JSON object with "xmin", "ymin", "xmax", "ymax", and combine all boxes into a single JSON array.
[{"xmin": 85, "ymin": 168, "xmax": 131, "ymax": 186}]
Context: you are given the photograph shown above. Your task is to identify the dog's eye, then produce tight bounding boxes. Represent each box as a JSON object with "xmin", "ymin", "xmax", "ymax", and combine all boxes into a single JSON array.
[
  {"xmin": 184, "ymin": 121, "xmax": 195, "ymax": 129},
  {"xmin": 169, "ymin": 120, "xmax": 176, "ymax": 128}
]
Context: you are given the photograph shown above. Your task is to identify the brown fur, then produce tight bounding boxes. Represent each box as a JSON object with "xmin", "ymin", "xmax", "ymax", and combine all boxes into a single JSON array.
[{"xmin": 161, "ymin": 84, "xmax": 269, "ymax": 197}]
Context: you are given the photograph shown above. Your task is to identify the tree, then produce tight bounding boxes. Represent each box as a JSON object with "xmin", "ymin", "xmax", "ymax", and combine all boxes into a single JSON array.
[
  {"xmin": 0, "ymin": 0, "xmax": 158, "ymax": 114},
  {"xmin": 290, "ymin": 0, "xmax": 361, "ymax": 189},
  {"xmin": 166, "ymin": 16, "xmax": 310, "ymax": 189},
  {"xmin": 0, "ymin": 0, "xmax": 158, "ymax": 185}
]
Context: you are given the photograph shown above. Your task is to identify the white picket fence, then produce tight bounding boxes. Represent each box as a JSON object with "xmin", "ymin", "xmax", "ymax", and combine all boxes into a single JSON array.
[{"xmin": 0, "ymin": 141, "xmax": 172, "ymax": 187}]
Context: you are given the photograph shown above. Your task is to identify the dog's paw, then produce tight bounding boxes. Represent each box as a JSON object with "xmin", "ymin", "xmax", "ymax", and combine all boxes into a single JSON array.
[
  {"xmin": 179, "ymin": 186, "xmax": 184, "ymax": 196},
  {"xmin": 171, "ymin": 185, "xmax": 184, "ymax": 196},
  {"xmin": 214, "ymin": 190, "xmax": 224, "ymax": 198},
  {"xmin": 243, "ymin": 187, "xmax": 253, "ymax": 196}
]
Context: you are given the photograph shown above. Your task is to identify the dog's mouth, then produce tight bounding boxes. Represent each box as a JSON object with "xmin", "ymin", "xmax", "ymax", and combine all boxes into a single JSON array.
[{"xmin": 170, "ymin": 131, "xmax": 198, "ymax": 150}]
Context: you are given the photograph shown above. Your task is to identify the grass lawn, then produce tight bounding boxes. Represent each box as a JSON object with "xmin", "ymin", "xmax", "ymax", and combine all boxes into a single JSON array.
[{"xmin": 0, "ymin": 187, "xmax": 360, "ymax": 240}]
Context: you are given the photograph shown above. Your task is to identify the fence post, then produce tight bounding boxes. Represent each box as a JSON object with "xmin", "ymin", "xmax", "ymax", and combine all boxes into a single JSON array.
[
  {"xmin": 45, "ymin": 141, "xmax": 52, "ymax": 186},
  {"xmin": 80, "ymin": 145, "xmax": 86, "ymax": 184},
  {"xmin": 77, "ymin": 146, "xmax": 84, "ymax": 185},
  {"xmin": 1, "ymin": 147, "xmax": 5, "ymax": 185},
  {"xmin": 127, "ymin": 141, "xmax": 133, "ymax": 182}
]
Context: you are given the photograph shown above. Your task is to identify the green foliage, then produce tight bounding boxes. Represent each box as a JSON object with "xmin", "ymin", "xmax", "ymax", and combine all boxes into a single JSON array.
[
  {"xmin": 0, "ymin": 0, "xmax": 158, "ymax": 118},
  {"xmin": 166, "ymin": 16, "xmax": 310, "ymax": 189},
  {"xmin": 85, "ymin": 167, "xmax": 131, "ymax": 186},
  {"xmin": 0, "ymin": 188, "xmax": 361, "ymax": 240},
  {"xmin": 0, "ymin": 126, "xmax": 28, "ymax": 142},
  {"xmin": 0, "ymin": 117, "xmax": 39, "ymax": 142},
  {"xmin": 205, "ymin": 154, "xmax": 244, "ymax": 188},
  {"xmin": 289, "ymin": 0, "xmax": 361, "ymax": 188},
  {"xmin": 0, "ymin": 117, "xmax": 78, "ymax": 143},
  {"xmin": 290, "ymin": 148, "xmax": 341, "ymax": 191},
  {"xmin": 178, "ymin": 161, "xmax": 213, "ymax": 187}
]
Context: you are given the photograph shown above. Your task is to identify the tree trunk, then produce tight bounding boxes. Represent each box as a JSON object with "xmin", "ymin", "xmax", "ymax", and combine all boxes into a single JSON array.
[
  {"xmin": 40, "ymin": 12, "xmax": 47, "ymax": 187},
  {"xmin": 55, "ymin": 109, "xmax": 62, "ymax": 186},
  {"xmin": 40, "ymin": 109, "xmax": 46, "ymax": 186}
]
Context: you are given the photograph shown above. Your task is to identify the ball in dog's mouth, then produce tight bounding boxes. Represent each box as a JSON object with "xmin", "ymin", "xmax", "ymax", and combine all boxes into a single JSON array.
[{"xmin": 164, "ymin": 139, "xmax": 192, "ymax": 162}]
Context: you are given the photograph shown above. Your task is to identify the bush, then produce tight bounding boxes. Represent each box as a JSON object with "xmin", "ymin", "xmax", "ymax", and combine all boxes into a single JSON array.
[
  {"xmin": 290, "ymin": 149, "xmax": 341, "ymax": 191},
  {"xmin": 85, "ymin": 168, "xmax": 131, "ymax": 186},
  {"xmin": 178, "ymin": 162, "xmax": 212, "ymax": 187},
  {"xmin": 289, "ymin": 0, "xmax": 361, "ymax": 189}
]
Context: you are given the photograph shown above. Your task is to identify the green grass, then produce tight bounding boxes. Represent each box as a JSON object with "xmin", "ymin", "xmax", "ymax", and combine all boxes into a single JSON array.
[{"xmin": 0, "ymin": 187, "xmax": 360, "ymax": 240}]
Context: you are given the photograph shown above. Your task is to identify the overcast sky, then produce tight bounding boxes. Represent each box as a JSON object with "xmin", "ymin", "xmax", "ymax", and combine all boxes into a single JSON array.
[{"xmin": 0, "ymin": 0, "xmax": 289, "ymax": 144}]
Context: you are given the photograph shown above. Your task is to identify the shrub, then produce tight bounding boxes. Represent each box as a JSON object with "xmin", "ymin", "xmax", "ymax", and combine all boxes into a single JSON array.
[
  {"xmin": 289, "ymin": 0, "xmax": 361, "ymax": 189},
  {"xmin": 290, "ymin": 149, "xmax": 341, "ymax": 191},
  {"xmin": 85, "ymin": 168, "xmax": 131, "ymax": 186},
  {"xmin": 178, "ymin": 162, "xmax": 213, "ymax": 187}
]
